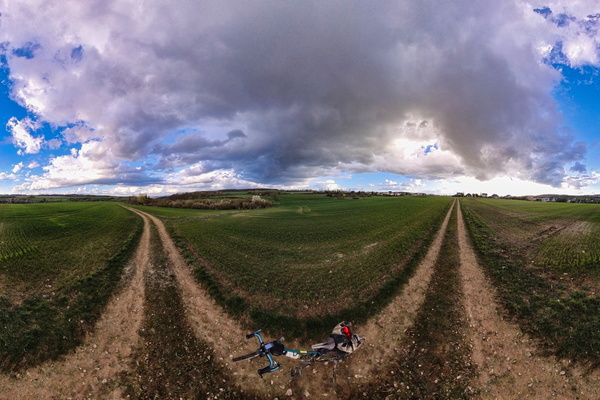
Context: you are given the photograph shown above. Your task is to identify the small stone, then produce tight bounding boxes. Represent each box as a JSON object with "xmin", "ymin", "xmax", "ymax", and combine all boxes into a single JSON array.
[{"xmin": 286, "ymin": 389, "xmax": 293, "ymax": 397}]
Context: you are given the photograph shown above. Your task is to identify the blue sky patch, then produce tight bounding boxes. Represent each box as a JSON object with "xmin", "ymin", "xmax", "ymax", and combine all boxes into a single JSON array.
[
  {"xmin": 70, "ymin": 45, "xmax": 84, "ymax": 61},
  {"xmin": 12, "ymin": 42, "xmax": 41, "ymax": 59}
]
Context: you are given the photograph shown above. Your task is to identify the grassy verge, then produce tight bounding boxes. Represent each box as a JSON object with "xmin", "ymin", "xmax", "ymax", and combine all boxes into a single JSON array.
[
  {"xmin": 0, "ymin": 214, "xmax": 143, "ymax": 372},
  {"xmin": 461, "ymin": 200, "xmax": 600, "ymax": 365}
]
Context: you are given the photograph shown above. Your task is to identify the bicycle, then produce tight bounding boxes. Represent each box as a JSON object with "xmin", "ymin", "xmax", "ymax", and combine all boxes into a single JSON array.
[{"xmin": 233, "ymin": 322, "xmax": 363, "ymax": 381}]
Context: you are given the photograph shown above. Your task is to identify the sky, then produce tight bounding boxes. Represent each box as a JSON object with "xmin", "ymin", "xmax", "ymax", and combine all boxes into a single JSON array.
[{"xmin": 1, "ymin": 1, "xmax": 600, "ymax": 197}]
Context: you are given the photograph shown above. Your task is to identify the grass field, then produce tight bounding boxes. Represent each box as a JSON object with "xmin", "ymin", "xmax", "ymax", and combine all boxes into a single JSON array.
[
  {"xmin": 460, "ymin": 198, "xmax": 600, "ymax": 364},
  {"xmin": 0, "ymin": 202, "xmax": 142, "ymax": 371},
  {"xmin": 134, "ymin": 194, "xmax": 453, "ymax": 336},
  {"xmin": 460, "ymin": 198, "xmax": 600, "ymax": 272}
]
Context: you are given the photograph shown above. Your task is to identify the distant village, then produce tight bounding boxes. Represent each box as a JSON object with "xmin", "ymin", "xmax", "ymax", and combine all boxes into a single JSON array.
[{"xmin": 453, "ymin": 192, "xmax": 600, "ymax": 204}]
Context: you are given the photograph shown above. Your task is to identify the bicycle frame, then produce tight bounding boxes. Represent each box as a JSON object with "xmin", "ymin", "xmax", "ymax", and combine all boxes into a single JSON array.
[{"xmin": 235, "ymin": 328, "xmax": 358, "ymax": 380}]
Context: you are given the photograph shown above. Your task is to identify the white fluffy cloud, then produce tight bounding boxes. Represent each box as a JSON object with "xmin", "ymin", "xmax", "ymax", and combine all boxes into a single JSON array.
[
  {"xmin": 11, "ymin": 162, "xmax": 24, "ymax": 173},
  {"xmin": 0, "ymin": 172, "xmax": 17, "ymax": 180},
  {"xmin": 1, "ymin": 0, "xmax": 599, "ymax": 191},
  {"xmin": 15, "ymin": 140, "xmax": 125, "ymax": 190},
  {"xmin": 6, "ymin": 117, "xmax": 43, "ymax": 155}
]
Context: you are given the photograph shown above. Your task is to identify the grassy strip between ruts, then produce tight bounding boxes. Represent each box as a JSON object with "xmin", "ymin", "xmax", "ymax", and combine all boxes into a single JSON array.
[
  {"xmin": 358, "ymin": 202, "xmax": 476, "ymax": 399},
  {"xmin": 460, "ymin": 200, "xmax": 600, "ymax": 366},
  {"xmin": 122, "ymin": 223, "xmax": 247, "ymax": 399},
  {"xmin": 164, "ymin": 200, "xmax": 452, "ymax": 341},
  {"xmin": 0, "ymin": 215, "xmax": 143, "ymax": 372}
]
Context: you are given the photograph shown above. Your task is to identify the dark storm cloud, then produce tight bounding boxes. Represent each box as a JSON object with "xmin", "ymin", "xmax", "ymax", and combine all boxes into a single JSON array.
[
  {"xmin": 2, "ymin": 0, "xmax": 598, "ymax": 190},
  {"xmin": 570, "ymin": 161, "xmax": 587, "ymax": 173}
]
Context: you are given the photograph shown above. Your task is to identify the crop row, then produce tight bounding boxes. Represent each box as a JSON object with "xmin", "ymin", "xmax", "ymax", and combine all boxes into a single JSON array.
[
  {"xmin": 461, "ymin": 197, "xmax": 600, "ymax": 272},
  {"xmin": 0, "ymin": 223, "xmax": 37, "ymax": 261}
]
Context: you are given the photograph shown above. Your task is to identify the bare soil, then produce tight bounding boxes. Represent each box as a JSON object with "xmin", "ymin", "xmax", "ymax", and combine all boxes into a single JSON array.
[{"xmin": 2, "ymin": 201, "xmax": 600, "ymax": 399}]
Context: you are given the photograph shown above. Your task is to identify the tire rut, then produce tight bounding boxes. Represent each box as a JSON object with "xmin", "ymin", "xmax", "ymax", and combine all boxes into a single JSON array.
[
  {"xmin": 356, "ymin": 200, "xmax": 478, "ymax": 399},
  {"xmin": 346, "ymin": 200, "xmax": 458, "ymax": 386},
  {"xmin": 457, "ymin": 201, "xmax": 600, "ymax": 399},
  {"xmin": 134, "ymin": 209, "xmax": 294, "ymax": 398}
]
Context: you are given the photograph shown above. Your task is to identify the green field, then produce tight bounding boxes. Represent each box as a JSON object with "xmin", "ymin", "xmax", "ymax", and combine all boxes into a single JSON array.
[
  {"xmin": 461, "ymin": 198, "xmax": 600, "ymax": 271},
  {"xmin": 461, "ymin": 198, "xmax": 600, "ymax": 363},
  {"xmin": 137, "ymin": 194, "xmax": 452, "ymax": 333},
  {"xmin": 0, "ymin": 202, "xmax": 142, "ymax": 370}
]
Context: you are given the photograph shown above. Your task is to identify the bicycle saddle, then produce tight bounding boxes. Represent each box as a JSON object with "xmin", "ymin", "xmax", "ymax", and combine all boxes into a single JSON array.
[{"xmin": 311, "ymin": 337, "xmax": 336, "ymax": 351}]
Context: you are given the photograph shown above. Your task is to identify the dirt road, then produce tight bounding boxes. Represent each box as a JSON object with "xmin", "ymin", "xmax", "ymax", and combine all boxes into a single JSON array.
[{"xmin": 2, "ymin": 201, "xmax": 599, "ymax": 398}]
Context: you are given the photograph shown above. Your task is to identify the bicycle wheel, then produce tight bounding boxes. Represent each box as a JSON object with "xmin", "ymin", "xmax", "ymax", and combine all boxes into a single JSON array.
[{"xmin": 233, "ymin": 351, "xmax": 260, "ymax": 362}]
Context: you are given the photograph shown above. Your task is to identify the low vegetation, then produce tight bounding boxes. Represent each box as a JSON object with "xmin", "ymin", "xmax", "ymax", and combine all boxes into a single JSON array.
[
  {"xmin": 460, "ymin": 198, "xmax": 600, "ymax": 364},
  {"xmin": 0, "ymin": 202, "xmax": 142, "ymax": 371}
]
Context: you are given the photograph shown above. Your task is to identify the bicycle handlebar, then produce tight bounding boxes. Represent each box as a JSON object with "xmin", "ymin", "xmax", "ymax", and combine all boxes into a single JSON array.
[
  {"xmin": 244, "ymin": 330, "xmax": 281, "ymax": 377},
  {"xmin": 246, "ymin": 329, "xmax": 261, "ymax": 340}
]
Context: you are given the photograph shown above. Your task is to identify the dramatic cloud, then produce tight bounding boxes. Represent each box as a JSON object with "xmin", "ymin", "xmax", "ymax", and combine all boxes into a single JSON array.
[{"xmin": 1, "ymin": 0, "xmax": 600, "ymax": 191}]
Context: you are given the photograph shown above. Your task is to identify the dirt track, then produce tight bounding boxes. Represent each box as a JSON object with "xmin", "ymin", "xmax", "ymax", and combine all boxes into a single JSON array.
[
  {"xmin": 2, "ymin": 201, "xmax": 600, "ymax": 398},
  {"xmin": 457, "ymin": 202, "xmax": 600, "ymax": 399}
]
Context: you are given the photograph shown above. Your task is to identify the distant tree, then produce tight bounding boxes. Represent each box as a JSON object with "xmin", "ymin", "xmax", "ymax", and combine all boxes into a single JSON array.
[{"xmin": 137, "ymin": 193, "xmax": 149, "ymax": 205}]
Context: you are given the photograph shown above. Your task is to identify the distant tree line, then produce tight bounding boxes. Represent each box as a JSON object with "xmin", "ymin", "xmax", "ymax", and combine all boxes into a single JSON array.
[{"xmin": 126, "ymin": 191, "xmax": 274, "ymax": 210}]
